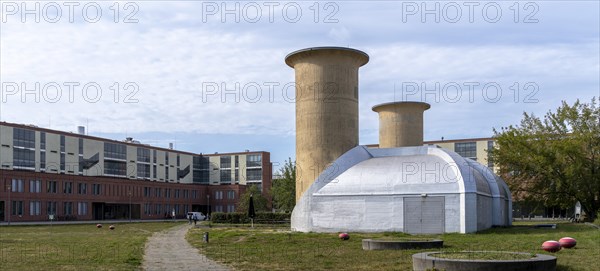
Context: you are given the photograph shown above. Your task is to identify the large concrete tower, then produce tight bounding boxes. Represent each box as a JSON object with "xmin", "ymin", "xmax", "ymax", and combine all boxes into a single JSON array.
[
  {"xmin": 286, "ymin": 47, "xmax": 369, "ymax": 201},
  {"xmin": 372, "ymin": 101, "xmax": 430, "ymax": 148}
]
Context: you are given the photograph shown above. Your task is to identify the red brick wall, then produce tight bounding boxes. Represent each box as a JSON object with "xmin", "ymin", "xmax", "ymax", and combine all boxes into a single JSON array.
[{"xmin": 0, "ymin": 169, "xmax": 250, "ymax": 222}]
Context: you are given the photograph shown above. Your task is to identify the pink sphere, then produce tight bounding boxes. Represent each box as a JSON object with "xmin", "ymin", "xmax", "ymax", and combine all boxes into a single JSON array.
[
  {"xmin": 109, "ymin": 225, "xmax": 115, "ymax": 230},
  {"xmin": 542, "ymin": 240, "xmax": 561, "ymax": 252},
  {"xmin": 338, "ymin": 233, "xmax": 350, "ymax": 240},
  {"xmin": 559, "ymin": 237, "xmax": 577, "ymax": 248},
  {"xmin": 96, "ymin": 224, "xmax": 102, "ymax": 228}
]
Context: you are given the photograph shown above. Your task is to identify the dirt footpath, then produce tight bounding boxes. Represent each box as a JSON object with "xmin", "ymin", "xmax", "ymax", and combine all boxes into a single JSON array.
[{"xmin": 142, "ymin": 224, "xmax": 230, "ymax": 271}]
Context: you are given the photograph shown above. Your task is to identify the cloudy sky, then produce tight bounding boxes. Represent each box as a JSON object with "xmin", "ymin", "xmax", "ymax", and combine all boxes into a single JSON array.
[{"xmin": 1, "ymin": 1, "xmax": 599, "ymax": 171}]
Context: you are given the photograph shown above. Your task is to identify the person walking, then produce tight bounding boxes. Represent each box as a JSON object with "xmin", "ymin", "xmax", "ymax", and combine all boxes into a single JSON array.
[
  {"xmin": 187, "ymin": 213, "xmax": 192, "ymax": 225},
  {"xmin": 193, "ymin": 213, "xmax": 198, "ymax": 225}
]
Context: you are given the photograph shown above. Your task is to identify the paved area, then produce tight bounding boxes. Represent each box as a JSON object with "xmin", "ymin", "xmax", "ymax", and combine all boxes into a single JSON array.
[{"xmin": 142, "ymin": 223, "xmax": 230, "ymax": 271}]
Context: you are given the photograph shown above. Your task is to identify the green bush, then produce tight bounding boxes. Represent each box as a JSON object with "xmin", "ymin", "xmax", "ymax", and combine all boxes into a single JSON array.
[{"xmin": 210, "ymin": 212, "xmax": 290, "ymax": 224}]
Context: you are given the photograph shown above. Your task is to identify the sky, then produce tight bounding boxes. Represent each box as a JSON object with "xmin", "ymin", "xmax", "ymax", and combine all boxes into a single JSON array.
[{"xmin": 1, "ymin": 1, "xmax": 599, "ymax": 172}]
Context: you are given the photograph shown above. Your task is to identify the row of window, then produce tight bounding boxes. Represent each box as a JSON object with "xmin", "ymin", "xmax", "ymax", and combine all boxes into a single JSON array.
[
  {"xmin": 213, "ymin": 190, "xmax": 236, "ymax": 200},
  {"xmin": 9, "ymin": 128, "xmax": 265, "ymax": 182},
  {"xmin": 10, "ymin": 201, "xmax": 88, "ymax": 216},
  {"xmin": 9, "ymin": 179, "xmax": 102, "ymax": 195},
  {"xmin": 142, "ymin": 187, "xmax": 200, "ymax": 199}
]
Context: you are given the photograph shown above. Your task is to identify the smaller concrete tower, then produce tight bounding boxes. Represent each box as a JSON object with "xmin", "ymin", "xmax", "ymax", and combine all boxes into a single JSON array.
[{"xmin": 372, "ymin": 101, "xmax": 430, "ymax": 148}]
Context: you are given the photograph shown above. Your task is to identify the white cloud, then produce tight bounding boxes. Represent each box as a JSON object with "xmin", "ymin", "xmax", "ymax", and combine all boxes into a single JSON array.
[{"xmin": 1, "ymin": 1, "xmax": 598, "ymax": 152}]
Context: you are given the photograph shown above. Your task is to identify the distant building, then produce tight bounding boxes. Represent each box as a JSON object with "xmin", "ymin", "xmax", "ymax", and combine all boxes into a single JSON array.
[
  {"xmin": 0, "ymin": 121, "xmax": 271, "ymax": 222},
  {"xmin": 368, "ymin": 137, "xmax": 496, "ymax": 171}
]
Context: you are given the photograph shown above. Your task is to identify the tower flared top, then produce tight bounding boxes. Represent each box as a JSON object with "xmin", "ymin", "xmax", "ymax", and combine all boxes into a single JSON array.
[{"xmin": 285, "ymin": 46, "xmax": 369, "ymax": 68}]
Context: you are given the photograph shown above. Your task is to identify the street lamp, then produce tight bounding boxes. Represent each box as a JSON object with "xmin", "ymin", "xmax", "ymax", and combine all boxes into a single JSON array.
[
  {"xmin": 7, "ymin": 184, "xmax": 11, "ymax": 226},
  {"xmin": 128, "ymin": 189, "xmax": 132, "ymax": 222},
  {"xmin": 206, "ymin": 194, "xmax": 210, "ymax": 219}
]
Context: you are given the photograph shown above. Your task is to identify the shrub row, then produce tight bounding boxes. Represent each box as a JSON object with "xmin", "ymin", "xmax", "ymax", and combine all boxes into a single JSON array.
[{"xmin": 210, "ymin": 212, "xmax": 290, "ymax": 224}]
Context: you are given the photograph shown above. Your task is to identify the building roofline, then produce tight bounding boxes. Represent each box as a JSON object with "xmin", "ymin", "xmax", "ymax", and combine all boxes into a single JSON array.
[
  {"xmin": 424, "ymin": 137, "xmax": 495, "ymax": 144},
  {"xmin": 365, "ymin": 136, "xmax": 496, "ymax": 148},
  {"xmin": 203, "ymin": 150, "xmax": 270, "ymax": 156}
]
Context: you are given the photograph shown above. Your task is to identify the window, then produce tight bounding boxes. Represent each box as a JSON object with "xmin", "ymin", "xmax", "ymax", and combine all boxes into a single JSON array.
[
  {"xmin": 153, "ymin": 165, "xmax": 157, "ymax": 178},
  {"xmin": 78, "ymin": 183, "xmax": 87, "ymax": 194},
  {"xmin": 155, "ymin": 188, "xmax": 162, "ymax": 197},
  {"xmin": 194, "ymin": 156, "xmax": 210, "ymax": 170},
  {"xmin": 40, "ymin": 151, "xmax": 46, "ymax": 170},
  {"xmin": 29, "ymin": 180, "xmax": 41, "ymax": 193},
  {"xmin": 220, "ymin": 156, "xmax": 231, "ymax": 168},
  {"xmin": 137, "ymin": 148, "xmax": 150, "ymax": 163},
  {"xmin": 227, "ymin": 190, "xmax": 235, "ymax": 199},
  {"xmin": 193, "ymin": 156, "xmax": 211, "ymax": 184},
  {"xmin": 177, "ymin": 154, "xmax": 180, "ymax": 167},
  {"xmin": 220, "ymin": 169, "xmax": 231, "ymax": 183},
  {"xmin": 63, "ymin": 182, "xmax": 73, "ymax": 194},
  {"xmin": 104, "ymin": 160, "xmax": 127, "ymax": 176},
  {"xmin": 30, "ymin": 201, "xmax": 41, "ymax": 216},
  {"xmin": 144, "ymin": 187, "xmax": 151, "ymax": 197},
  {"xmin": 174, "ymin": 189, "xmax": 180, "ymax": 198},
  {"xmin": 215, "ymin": 205, "xmax": 223, "ymax": 212},
  {"xmin": 60, "ymin": 152, "xmax": 65, "ymax": 172},
  {"xmin": 47, "ymin": 201, "xmax": 57, "ymax": 215},
  {"xmin": 104, "ymin": 142, "xmax": 126, "ymax": 160},
  {"xmin": 165, "ymin": 166, "xmax": 169, "ymax": 180},
  {"xmin": 455, "ymin": 142, "xmax": 477, "ymax": 160},
  {"xmin": 79, "ymin": 138, "xmax": 84, "ymax": 155},
  {"xmin": 40, "ymin": 132, "xmax": 46, "ymax": 150},
  {"xmin": 63, "ymin": 202, "xmax": 73, "ymax": 215},
  {"xmin": 191, "ymin": 190, "xmax": 198, "ymax": 199},
  {"xmin": 246, "ymin": 154, "xmax": 261, "ymax": 167},
  {"xmin": 13, "ymin": 128, "xmax": 35, "ymax": 148},
  {"xmin": 235, "ymin": 156, "xmax": 239, "ymax": 168},
  {"xmin": 215, "ymin": 191, "xmax": 223, "ymax": 200},
  {"xmin": 12, "ymin": 201, "xmax": 23, "ymax": 215},
  {"xmin": 183, "ymin": 190, "xmax": 189, "ymax": 199},
  {"xmin": 227, "ymin": 204, "xmax": 235, "ymax": 213},
  {"xmin": 247, "ymin": 168, "xmax": 262, "ymax": 181},
  {"xmin": 155, "ymin": 204, "xmax": 162, "ymax": 215},
  {"xmin": 77, "ymin": 202, "xmax": 88, "ymax": 215},
  {"xmin": 47, "ymin": 180, "xmax": 57, "ymax": 193},
  {"xmin": 144, "ymin": 203, "xmax": 151, "ymax": 215},
  {"xmin": 137, "ymin": 164, "xmax": 150, "ymax": 178},
  {"xmin": 153, "ymin": 150, "xmax": 157, "ymax": 164},
  {"xmin": 165, "ymin": 188, "xmax": 171, "ymax": 198},
  {"xmin": 13, "ymin": 148, "xmax": 35, "ymax": 168},
  {"xmin": 11, "ymin": 179, "xmax": 24, "ymax": 192},
  {"xmin": 165, "ymin": 152, "xmax": 169, "ymax": 165},
  {"xmin": 60, "ymin": 135, "xmax": 65, "ymax": 152},
  {"xmin": 92, "ymin": 184, "xmax": 102, "ymax": 195}
]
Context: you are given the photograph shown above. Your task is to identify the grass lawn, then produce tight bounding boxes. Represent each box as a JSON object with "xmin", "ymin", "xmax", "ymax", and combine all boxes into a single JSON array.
[
  {"xmin": 187, "ymin": 221, "xmax": 600, "ymax": 271},
  {"xmin": 0, "ymin": 222, "xmax": 178, "ymax": 270}
]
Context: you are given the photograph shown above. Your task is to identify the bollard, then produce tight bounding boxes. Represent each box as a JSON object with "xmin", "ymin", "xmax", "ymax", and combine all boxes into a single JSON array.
[{"xmin": 203, "ymin": 232, "xmax": 209, "ymax": 243}]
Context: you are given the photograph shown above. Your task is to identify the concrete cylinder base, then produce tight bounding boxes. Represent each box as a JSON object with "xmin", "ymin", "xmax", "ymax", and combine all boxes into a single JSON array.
[{"xmin": 412, "ymin": 251, "xmax": 556, "ymax": 271}]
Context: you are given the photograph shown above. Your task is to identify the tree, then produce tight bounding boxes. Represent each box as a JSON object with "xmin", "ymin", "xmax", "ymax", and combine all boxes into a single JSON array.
[
  {"xmin": 491, "ymin": 98, "xmax": 600, "ymax": 220},
  {"xmin": 271, "ymin": 158, "xmax": 296, "ymax": 212},
  {"xmin": 236, "ymin": 185, "xmax": 269, "ymax": 212}
]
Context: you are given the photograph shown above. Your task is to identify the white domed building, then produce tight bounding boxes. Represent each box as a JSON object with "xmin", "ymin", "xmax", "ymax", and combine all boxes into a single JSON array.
[{"xmin": 291, "ymin": 144, "xmax": 512, "ymax": 234}]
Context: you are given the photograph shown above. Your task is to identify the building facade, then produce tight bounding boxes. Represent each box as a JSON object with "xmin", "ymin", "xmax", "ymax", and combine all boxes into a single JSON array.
[
  {"xmin": 0, "ymin": 122, "xmax": 271, "ymax": 222},
  {"xmin": 424, "ymin": 137, "xmax": 496, "ymax": 171},
  {"xmin": 367, "ymin": 137, "xmax": 496, "ymax": 171}
]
